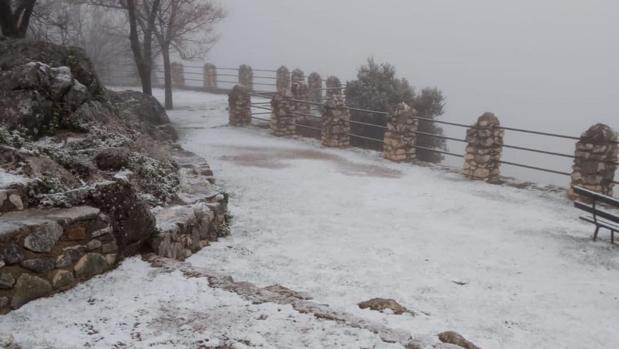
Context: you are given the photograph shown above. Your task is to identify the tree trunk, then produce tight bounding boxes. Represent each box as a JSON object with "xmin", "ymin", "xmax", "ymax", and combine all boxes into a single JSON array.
[
  {"xmin": 126, "ymin": 0, "xmax": 153, "ymax": 95},
  {"xmin": 0, "ymin": 0, "xmax": 35, "ymax": 38},
  {"xmin": 162, "ymin": 44, "xmax": 173, "ymax": 110}
]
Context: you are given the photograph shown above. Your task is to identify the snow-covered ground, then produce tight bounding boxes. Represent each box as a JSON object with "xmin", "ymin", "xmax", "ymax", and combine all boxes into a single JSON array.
[{"xmin": 2, "ymin": 89, "xmax": 618, "ymax": 348}]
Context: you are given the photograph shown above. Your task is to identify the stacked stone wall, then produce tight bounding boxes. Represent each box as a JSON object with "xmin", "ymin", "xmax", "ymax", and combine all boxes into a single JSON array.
[
  {"xmin": 383, "ymin": 103, "xmax": 418, "ymax": 162},
  {"xmin": 276, "ymin": 66, "xmax": 290, "ymax": 93},
  {"xmin": 321, "ymin": 95, "xmax": 351, "ymax": 147},
  {"xmin": 291, "ymin": 68, "xmax": 305, "ymax": 87},
  {"xmin": 569, "ymin": 123, "xmax": 618, "ymax": 199},
  {"xmin": 270, "ymin": 91, "xmax": 296, "ymax": 137},
  {"xmin": 228, "ymin": 85, "xmax": 251, "ymax": 126},
  {"xmin": 463, "ymin": 113, "xmax": 504, "ymax": 180},
  {"xmin": 307, "ymin": 72, "xmax": 322, "ymax": 104},
  {"xmin": 0, "ymin": 207, "xmax": 118, "ymax": 313},
  {"xmin": 203, "ymin": 63, "xmax": 217, "ymax": 89}
]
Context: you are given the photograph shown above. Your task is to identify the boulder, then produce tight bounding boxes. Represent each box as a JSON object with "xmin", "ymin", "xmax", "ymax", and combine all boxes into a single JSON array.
[
  {"xmin": 95, "ymin": 147, "xmax": 131, "ymax": 171},
  {"xmin": 51, "ymin": 270, "xmax": 75, "ymax": 289},
  {"xmin": 358, "ymin": 298, "xmax": 411, "ymax": 315},
  {"xmin": 20, "ymin": 258, "xmax": 56, "ymax": 273},
  {"xmin": 0, "ymin": 273, "xmax": 15, "ymax": 289},
  {"xmin": 438, "ymin": 331, "xmax": 482, "ymax": 349},
  {"xmin": 74, "ymin": 253, "xmax": 109, "ymax": 279},
  {"xmin": 23, "ymin": 221, "xmax": 63, "ymax": 253},
  {"xmin": 10, "ymin": 274, "xmax": 53, "ymax": 309}
]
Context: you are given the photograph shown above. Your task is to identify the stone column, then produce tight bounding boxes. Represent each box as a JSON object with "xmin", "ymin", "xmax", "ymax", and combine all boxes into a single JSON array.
[
  {"xmin": 171, "ymin": 62, "xmax": 185, "ymax": 87},
  {"xmin": 270, "ymin": 91, "xmax": 296, "ymax": 137},
  {"xmin": 569, "ymin": 123, "xmax": 618, "ymax": 199},
  {"xmin": 291, "ymin": 82, "xmax": 311, "ymax": 116},
  {"xmin": 383, "ymin": 103, "xmax": 418, "ymax": 162},
  {"xmin": 276, "ymin": 66, "xmax": 290, "ymax": 93},
  {"xmin": 228, "ymin": 85, "xmax": 251, "ymax": 126},
  {"xmin": 326, "ymin": 76, "xmax": 343, "ymax": 98},
  {"xmin": 203, "ymin": 63, "xmax": 217, "ymax": 90},
  {"xmin": 307, "ymin": 72, "xmax": 322, "ymax": 104},
  {"xmin": 321, "ymin": 95, "xmax": 351, "ymax": 147},
  {"xmin": 238, "ymin": 64, "xmax": 253, "ymax": 91},
  {"xmin": 291, "ymin": 68, "xmax": 305, "ymax": 86},
  {"xmin": 463, "ymin": 113, "xmax": 504, "ymax": 180}
]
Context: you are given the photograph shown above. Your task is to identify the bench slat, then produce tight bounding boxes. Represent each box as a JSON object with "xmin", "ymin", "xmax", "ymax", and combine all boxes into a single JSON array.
[
  {"xmin": 574, "ymin": 201, "xmax": 619, "ymax": 224},
  {"xmin": 579, "ymin": 215, "xmax": 619, "ymax": 231},
  {"xmin": 572, "ymin": 186, "xmax": 619, "ymax": 207}
]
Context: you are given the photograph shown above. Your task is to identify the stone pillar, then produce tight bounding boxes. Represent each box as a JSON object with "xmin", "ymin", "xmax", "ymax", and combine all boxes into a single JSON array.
[
  {"xmin": 291, "ymin": 68, "xmax": 305, "ymax": 86},
  {"xmin": 171, "ymin": 62, "xmax": 185, "ymax": 87},
  {"xmin": 383, "ymin": 103, "xmax": 418, "ymax": 162},
  {"xmin": 569, "ymin": 123, "xmax": 618, "ymax": 199},
  {"xmin": 463, "ymin": 113, "xmax": 504, "ymax": 180},
  {"xmin": 203, "ymin": 63, "xmax": 217, "ymax": 90},
  {"xmin": 228, "ymin": 85, "xmax": 251, "ymax": 126},
  {"xmin": 326, "ymin": 76, "xmax": 343, "ymax": 98},
  {"xmin": 291, "ymin": 81, "xmax": 310, "ymax": 116},
  {"xmin": 307, "ymin": 72, "xmax": 322, "ymax": 104},
  {"xmin": 238, "ymin": 64, "xmax": 253, "ymax": 91},
  {"xmin": 321, "ymin": 95, "xmax": 350, "ymax": 147},
  {"xmin": 270, "ymin": 91, "xmax": 296, "ymax": 136},
  {"xmin": 276, "ymin": 66, "xmax": 290, "ymax": 93}
]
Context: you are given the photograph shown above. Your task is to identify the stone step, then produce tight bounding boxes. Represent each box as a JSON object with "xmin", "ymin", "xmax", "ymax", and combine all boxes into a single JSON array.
[{"xmin": 0, "ymin": 206, "xmax": 118, "ymax": 313}]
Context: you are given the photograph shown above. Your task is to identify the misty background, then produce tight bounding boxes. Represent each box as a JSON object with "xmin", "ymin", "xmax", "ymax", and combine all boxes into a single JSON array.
[{"xmin": 204, "ymin": 0, "xmax": 618, "ymax": 186}]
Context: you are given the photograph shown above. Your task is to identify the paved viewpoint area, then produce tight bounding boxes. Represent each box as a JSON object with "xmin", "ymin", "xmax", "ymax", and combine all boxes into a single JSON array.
[{"xmin": 2, "ymin": 90, "xmax": 618, "ymax": 348}]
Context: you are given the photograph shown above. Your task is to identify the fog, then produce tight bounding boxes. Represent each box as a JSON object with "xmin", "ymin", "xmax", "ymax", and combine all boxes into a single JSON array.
[{"xmin": 208, "ymin": 0, "xmax": 618, "ymax": 186}]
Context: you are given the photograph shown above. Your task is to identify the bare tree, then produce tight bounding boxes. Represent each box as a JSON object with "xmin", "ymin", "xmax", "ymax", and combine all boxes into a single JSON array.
[
  {"xmin": 0, "ymin": 0, "xmax": 37, "ymax": 38},
  {"xmin": 152, "ymin": 0, "xmax": 225, "ymax": 109}
]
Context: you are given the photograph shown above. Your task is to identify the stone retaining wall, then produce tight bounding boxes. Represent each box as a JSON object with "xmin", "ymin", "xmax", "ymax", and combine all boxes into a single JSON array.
[
  {"xmin": 270, "ymin": 91, "xmax": 296, "ymax": 137},
  {"xmin": 171, "ymin": 62, "xmax": 185, "ymax": 87},
  {"xmin": 0, "ymin": 206, "xmax": 118, "ymax": 313},
  {"xmin": 463, "ymin": 113, "xmax": 504, "ymax": 180},
  {"xmin": 569, "ymin": 123, "xmax": 618, "ymax": 199},
  {"xmin": 383, "ymin": 103, "xmax": 418, "ymax": 162},
  {"xmin": 203, "ymin": 63, "xmax": 217, "ymax": 89},
  {"xmin": 228, "ymin": 85, "xmax": 251, "ymax": 126},
  {"xmin": 239, "ymin": 64, "xmax": 254, "ymax": 91},
  {"xmin": 321, "ymin": 95, "xmax": 351, "ymax": 147},
  {"xmin": 276, "ymin": 66, "xmax": 290, "ymax": 93}
]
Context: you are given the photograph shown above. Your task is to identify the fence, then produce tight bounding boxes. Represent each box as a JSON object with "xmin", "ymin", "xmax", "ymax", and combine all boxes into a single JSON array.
[{"xmin": 103, "ymin": 62, "xmax": 619, "ymax": 199}]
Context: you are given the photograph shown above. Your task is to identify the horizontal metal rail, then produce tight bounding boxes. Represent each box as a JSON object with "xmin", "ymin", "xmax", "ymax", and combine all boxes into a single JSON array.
[
  {"xmin": 250, "ymin": 116, "xmax": 271, "ymax": 123},
  {"xmin": 498, "ymin": 160, "xmax": 571, "ymax": 176},
  {"xmin": 295, "ymin": 123, "xmax": 322, "ymax": 132},
  {"xmin": 251, "ymin": 112, "xmax": 272, "ymax": 115}
]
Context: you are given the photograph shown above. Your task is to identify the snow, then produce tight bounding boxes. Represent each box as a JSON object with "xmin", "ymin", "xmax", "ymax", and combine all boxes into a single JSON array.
[
  {"xmin": 0, "ymin": 169, "xmax": 28, "ymax": 189},
  {"xmin": 2, "ymin": 89, "xmax": 617, "ymax": 348}
]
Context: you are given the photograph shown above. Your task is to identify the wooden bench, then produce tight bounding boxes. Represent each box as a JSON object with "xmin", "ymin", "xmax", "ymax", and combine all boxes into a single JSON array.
[{"xmin": 572, "ymin": 186, "xmax": 619, "ymax": 244}]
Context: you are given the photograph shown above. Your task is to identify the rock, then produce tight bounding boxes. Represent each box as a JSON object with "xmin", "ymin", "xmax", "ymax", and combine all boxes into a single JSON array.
[
  {"xmin": 0, "ymin": 273, "xmax": 15, "ymax": 289},
  {"xmin": 104, "ymin": 254, "xmax": 117, "ymax": 266},
  {"xmin": 1, "ymin": 243, "xmax": 24, "ymax": 265},
  {"xmin": 8, "ymin": 194, "xmax": 23, "ymax": 210},
  {"xmin": 20, "ymin": 258, "xmax": 56, "ymax": 273},
  {"xmin": 56, "ymin": 245, "xmax": 85, "ymax": 268},
  {"xmin": 0, "ymin": 297, "xmax": 8, "ymax": 309},
  {"xmin": 74, "ymin": 253, "xmax": 109, "ymax": 279},
  {"xmin": 101, "ymin": 242, "xmax": 118, "ymax": 254},
  {"xmin": 11, "ymin": 274, "xmax": 53, "ymax": 309},
  {"xmin": 358, "ymin": 298, "xmax": 411, "ymax": 315},
  {"xmin": 23, "ymin": 221, "xmax": 63, "ymax": 253},
  {"xmin": 51, "ymin": 270, "xmax": 75, "ymax": 289},
  {"xmin": 86, "ymin": 239, "xmax": 102, "ymax": 251},
  {"xmin": 264, "ymin": 285, "xmax": 312, "ymax": 300},
  {"xmin": 438, "ymin": 331, "xmax": 482, "ymax": 349},
  {"xmin": 90, "ymin": 180, "xmax": 156, "ymax": 257},
  {"xmin": 95, "ymin": 147, "xmax": 131, "ymax": 171},
  {"xmin": 108, "ymin": 90, "xmax": 177, "ymax": 141},
  {"xmin": 64, "ymin": 225, "xmax": 88, "ymax": 241}
]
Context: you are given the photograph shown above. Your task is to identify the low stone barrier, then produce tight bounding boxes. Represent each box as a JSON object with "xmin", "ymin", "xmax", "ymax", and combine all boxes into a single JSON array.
[
  {"xmin": 276, "ymin": 66, "xmax": 290, "ymax": 93},
  {"xmin": 0, "ymin": 206, "xmax": 118, "ymax": 313},
  {"xmin": 463, "ymin": 113, "xmax": 504, "ymax": 180},
  {"xmin": 321, "ymin": 95, "xmax": 350, "ymax": 147},
  {"xmin": 569, "ymin": 123, "xmax": 618, "ymax": 199},
  {"xmin": 384, "ymin": 103, "xmax": 418, "ymax": 162},
  {"xmin": 239, "ymin": 64, "xmax": 253, "ymax": 91},
  {"xmin": 203, "ymin": 63, "xmax": 217, "ymax": 89},
  {"xmin": 171, "ymin": 62, "xmax": 185, "ymax": 87},
  {"xmin": 270, "ymin": 91, "xmax": 296, "ymax": 137},
  {"xmin": 228, "ymin": 85, "xmax": 251, "ymax": 126}
]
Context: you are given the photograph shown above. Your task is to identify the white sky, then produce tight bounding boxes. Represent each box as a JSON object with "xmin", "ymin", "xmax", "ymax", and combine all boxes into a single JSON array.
[{"xmin": 207, "ymin": 0, "xmax": 619, "ymax": 184}]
